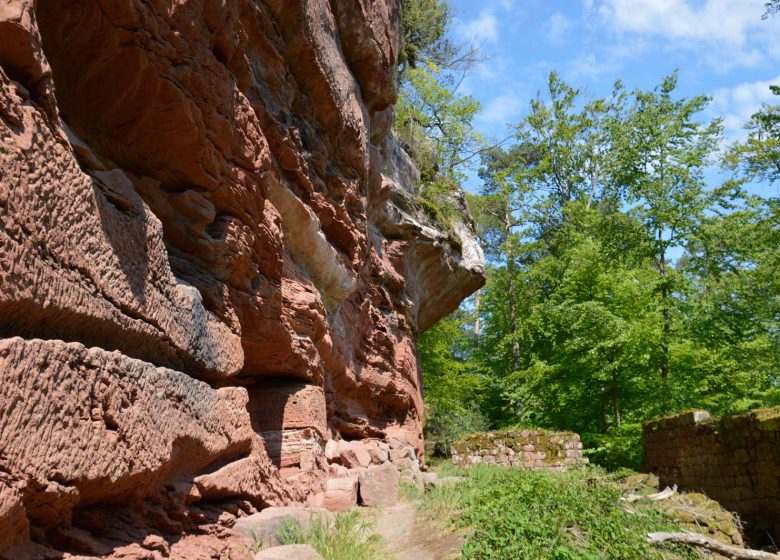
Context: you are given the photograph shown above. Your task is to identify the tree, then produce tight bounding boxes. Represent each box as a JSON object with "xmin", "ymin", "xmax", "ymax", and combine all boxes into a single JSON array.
[
  {"xmin": 723, "ymin": 86, "xmax": 780, "ymax": 184},
  {"xmin": 396, "ymin": 62, "xmax": 482, "ymax": 183},
  {"xmin": 418, "ymin": 311, "xmax": 487, "ymax": 453},
  {"xmin": 399, "ymin": 0, "xmax": 453, "ymax": 71},
  {"xmin": 612, "ymin": 72, "xmax": 723, "ymax": 381},
  {"xmin": 764, "ymin": 0, "xmax": 780, "ymax": 19}
]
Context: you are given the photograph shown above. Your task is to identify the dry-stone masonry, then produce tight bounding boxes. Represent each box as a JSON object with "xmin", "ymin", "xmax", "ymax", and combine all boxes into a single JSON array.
[
  {"xmin": 451, "ymin": 430, "xmax": 588, "ymax": 470},
  {"xmin": 643, "ymin": 408, "xmax": 780, "ymax": 542}
]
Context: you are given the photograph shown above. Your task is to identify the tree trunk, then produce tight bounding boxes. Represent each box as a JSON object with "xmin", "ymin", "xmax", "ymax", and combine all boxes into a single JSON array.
[
  {"xmin": 612, "ymin": 368, "xmax": 621, "ymax": 427},
  {"xmin": 657, "ymin": 231, "xmax": 670, "ymax": 381},
  {"xmin": 586, "ymin": 161, "xmax": 598, "ymax": 210},
  {"xmin": 473, "ymin": 288, "xmax": 481, "ymax": 342},
  {"xmin": 505, "ymin": 206, "xmax": 520, "ymax": 372}
]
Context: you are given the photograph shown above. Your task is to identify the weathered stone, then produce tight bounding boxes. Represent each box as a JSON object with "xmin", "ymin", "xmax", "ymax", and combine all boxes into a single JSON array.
[
  {"xmin": 414, "ymin": 472, "xmax": 439, "ymax": 490},
  {"xmin": 233, "ymin": 507, "xmax": 333, "ymax": 548},
  {"xmin": 358, "ymin": 463, "xmax": 399, "ymax": 507},
  {"xmin": 339, "ymin": 442, "xmax": 372, "ymax": 469},
  {"xmin": 0, "ymin": 0, "xmax": 484, "ymax": 554},
  {"xmin": 254, "ymin": 544, "xmax": 323, "ymax": 560},
  {"xmin": 321, "ymin": 478, "xmax": 359, "ymax": 513},
  {"xmin": 644, "ymin": 407, "xmax": 780, "ymax": 542}
]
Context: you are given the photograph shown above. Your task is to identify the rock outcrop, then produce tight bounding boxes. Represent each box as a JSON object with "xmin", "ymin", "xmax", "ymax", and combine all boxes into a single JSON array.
[{"xmin": 0, "ymin": 0, "xmax": 484, "ymax": 557}]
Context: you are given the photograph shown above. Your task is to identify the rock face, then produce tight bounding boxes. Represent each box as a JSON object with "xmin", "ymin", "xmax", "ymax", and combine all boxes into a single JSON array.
[{"xmin": 0, "ymin": 0, "xmax": 484, "ymax": 556}]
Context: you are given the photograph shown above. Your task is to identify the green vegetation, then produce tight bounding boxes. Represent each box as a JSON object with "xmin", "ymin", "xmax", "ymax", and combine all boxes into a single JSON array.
[
  {"xmin": 400, "ymin": 0, "xmax": 778, "ymax": 480},
  {"xmin": 394, "ymin": 0, "xmax": 487, "ymax": 229},
  {"xmin": 419, "ymin": 65, "xmax": 780, "ymax": 469},
  {"xmin": 420, "ymin": 465, "xmax": 734, "ymax": 559},
  {"xmin": 277, "ymin": 510, "xmax": 390, "ymax": 560}
]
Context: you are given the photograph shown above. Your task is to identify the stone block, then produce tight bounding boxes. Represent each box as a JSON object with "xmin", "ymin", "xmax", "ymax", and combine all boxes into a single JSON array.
[{"xmin": 358, "ymin": 463, "xmax": 399, "ymax": 507}]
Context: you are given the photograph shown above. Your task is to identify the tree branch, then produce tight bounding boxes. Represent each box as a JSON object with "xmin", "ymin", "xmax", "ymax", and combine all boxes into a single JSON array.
[{"xmin": 648, "ymin": 532, "xmax": 780, "ymax": 560}]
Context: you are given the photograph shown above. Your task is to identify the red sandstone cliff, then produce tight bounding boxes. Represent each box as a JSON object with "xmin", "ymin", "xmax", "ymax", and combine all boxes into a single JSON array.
[{"xmin": 0, "ymin": 0, "xmax": 484, "ymax": 557}]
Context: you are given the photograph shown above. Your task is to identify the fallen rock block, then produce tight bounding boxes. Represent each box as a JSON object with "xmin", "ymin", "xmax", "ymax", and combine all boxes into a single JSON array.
[
  {"xmin": 340, "ymin": 442, "xmax": 372, "ymax": 469},
  {"xmin": 367, "ymin": 447, "xmax": 390, "ymax": 465},
  {"xmin": 359, "ymin": 463, "xmax": 399, "ymax": 507},
  {"xmin": 254, "ymin": 544, "xmax": 323, "ymax": 560},
  {"xmin": 322, "ymin": 478, "xmax": 358, "ymax": 512},
  {"xmin": 414, "ymin": 471, "xmax": 439, "ymax": 490},
  {"xmin": 430, "ymin": 476, "xmax": 465, "ymax": 489},
  {"xmin": 233, "ymin": 507, "xmax": 333, "ymax": 547}
]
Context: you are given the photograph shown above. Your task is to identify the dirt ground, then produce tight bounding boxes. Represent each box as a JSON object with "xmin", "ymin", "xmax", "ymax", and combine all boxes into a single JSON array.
[{"xmin": 375, "ymin": 502, "xmax": 465, "ymax": 560}]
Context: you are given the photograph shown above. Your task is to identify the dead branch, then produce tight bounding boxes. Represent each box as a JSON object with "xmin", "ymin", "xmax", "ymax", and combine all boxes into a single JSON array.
[
  {"xmin": 648, "ymin": 485, "xmax": 677, "ymax": 501},
  {"xmin": 648, "ymin": 532, "xmax": 780, "ymax": 560}
]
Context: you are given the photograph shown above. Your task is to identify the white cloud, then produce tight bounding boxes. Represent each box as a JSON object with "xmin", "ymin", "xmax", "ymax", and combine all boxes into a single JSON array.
[
  {"xmin": 457, "ymin": 9, "xmax": 499, "ymax": 45},
  {"xmin": 711, "ymin": 75, "xmax": 780, "ymax": 139},
  {"xmin": 546, "ymin": 12, "xmax": 573, "ymax": 43},
  {"xmin": 567, "ymin": 53, "xmax": 621, "ymax": 80},
  {"xmin": 478, "ymin": 91, "xmax": 525, "ymax": 127},
  {"xmin": 596, "ymin": 0, "xmax": 780, "ymax": 70}
]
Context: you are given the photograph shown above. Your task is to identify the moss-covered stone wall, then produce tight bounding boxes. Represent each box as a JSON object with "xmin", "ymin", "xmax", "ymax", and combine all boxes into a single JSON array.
[
  {"xmin": 643, "ymin": 407, "xmax": 780, "ymax": 542},
  {"xmin": 451, "ymin": 429, "xmax": 587, "ymax": 471}
]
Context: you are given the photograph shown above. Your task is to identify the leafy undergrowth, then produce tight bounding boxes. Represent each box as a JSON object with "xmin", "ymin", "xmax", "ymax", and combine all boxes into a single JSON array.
[
  {"xmin": 277, "ymin": 509, "xmax": 391, "ymax": 560},
  {"xmin": 419, "ymin": 464, "xmax": 736, "ymax": 559}
]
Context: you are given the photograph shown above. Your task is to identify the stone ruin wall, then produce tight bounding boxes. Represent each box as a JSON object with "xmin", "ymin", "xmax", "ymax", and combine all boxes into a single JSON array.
[
  {"xmin": 0, "ymin": 0, "xmax": 485, "ymax": 557},
  {"xmin": 451, "ymin": 430, "xmax": 588, "ymax": 471},
  {"xmin": 643, "ymin": 408, "xmax": 780, "ymax": 541}
]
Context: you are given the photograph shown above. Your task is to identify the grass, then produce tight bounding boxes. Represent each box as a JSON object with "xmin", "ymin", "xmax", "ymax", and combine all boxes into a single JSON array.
[
  {"xmin": 276, "ymin": 509, "xmax": 391, "ymax": 560},
  {"xmin": 399, "ymin": 481, "xmax": 424, "ymax": 502},
  {"xmin": 420, "ymin": 464, "xmax": 709, "ymax": 560}
]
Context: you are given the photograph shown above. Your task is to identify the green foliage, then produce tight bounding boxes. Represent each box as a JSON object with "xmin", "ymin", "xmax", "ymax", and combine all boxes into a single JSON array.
[
  {"xmin": 425, "ymin": 69, "xmax": 778, "ymax": 460},
  {"xmin": 396, "ymin": 62, "xmax": 482, "ymax": 183},
  {"xmin": 431, "ymin": 465, "xmax": 702, "ymax": 559},
  {"xmin": 723, "ymin": 87, "xmax": 780, "ymax": 184},
  {"xmin": 419, "ymin": 313, "xmax": 488, "ymax": 455},
  {"xmin": 277, "ymin": 511, "xmax": 390, "ymax": 560},
  {"xmin": 582, "ymin": 423, "xmax": 644, "ymax": 471},
  {"xmin": 399, "ymin": 0, "xmax": 453, "ymax": 70}
]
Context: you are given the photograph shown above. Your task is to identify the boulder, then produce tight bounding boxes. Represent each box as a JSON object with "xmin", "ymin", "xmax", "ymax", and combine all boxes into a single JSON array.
[
  {"xmin": 321, "ymin": 478, "xmax": 358, "ymax": 512},
  {"xmin": 233, "ymin": 507, "xmax": 333, "ymax": 548},
  {"xmin": 414, "ymin": 471, "xmax": 439, "ymax": 490},
  {"xmin": 430, "ymin": 476, "xmax": 465, "ymax": 489},
  {"xmin": 367, "ymin": 447, "xmax": 390, "ymax": 464},
  {"xmin": 340, "ymin": 442, "xmax": 372, "ymax": 469},
  {"xmin": 358, "ymin": 463, "xmax": 399, "ymax": 507},
  {"xmin": 254, "ymin": 544, "xmax": 323, "ymax": 560}
]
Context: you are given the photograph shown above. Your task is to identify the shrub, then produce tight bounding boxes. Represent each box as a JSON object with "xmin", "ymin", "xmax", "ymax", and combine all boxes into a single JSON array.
[
  {"xmin": 582, "ymin": 423, "xmax": 643, "ymax": 471},
  {"xmin": 424, "ymin": 464, "xmax": 702, "ymax": 559}
]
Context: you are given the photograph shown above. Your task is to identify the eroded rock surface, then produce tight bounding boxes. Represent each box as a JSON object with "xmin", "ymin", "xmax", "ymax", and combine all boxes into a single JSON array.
[{"xmin": 0, "ymin": 0, "xmax": 484, "ymax": 557}]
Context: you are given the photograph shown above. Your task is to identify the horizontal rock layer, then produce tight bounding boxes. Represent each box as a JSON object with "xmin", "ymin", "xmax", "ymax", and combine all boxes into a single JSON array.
[{"xmin": 0, "ymin": 0, "xmax": 484, "ymax": 557}]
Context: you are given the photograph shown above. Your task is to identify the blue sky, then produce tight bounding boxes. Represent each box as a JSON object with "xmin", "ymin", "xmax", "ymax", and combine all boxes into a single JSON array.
[{"xmin": 447, "ymin": 0, "xmax": 780, "ymax": 195}]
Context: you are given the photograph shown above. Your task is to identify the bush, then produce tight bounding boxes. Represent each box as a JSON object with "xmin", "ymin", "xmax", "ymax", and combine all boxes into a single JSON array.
[
  {"xmin": 581, "ymin": 423, "xmax": 644, "ymax": 472},
  {"xmin": 430, "ymin": 464, "xmax": 702, "ymax": 559},
  {"xmin": 425, "ymin": 403, "xmax": 489, "ymax": 457}
]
